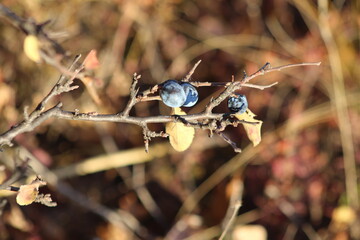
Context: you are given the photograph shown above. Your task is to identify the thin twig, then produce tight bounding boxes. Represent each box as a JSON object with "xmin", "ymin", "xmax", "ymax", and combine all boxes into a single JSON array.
[
  {"xmin": 242, "ymin": 82, "xmax": 278, "ymax": 90},
  {"xmin": 0, "ymin": 158, "xmax": 33, "ymax": 190},
  {"xmin": 121, "ymin": 73, "xmax": 141, "ymax": 116},
  {"xmin": 183, "ymin": 60, "xmax": 202, "ymax": 82},
  {"xmin": 215, "ymin": 130, "xmax": 242, "ymax": 153},
  {"xmin": 205, "ymin": 81, "xmax": 241, "ymax": 114},
  {"xmin": 219, "ymin": 200, "xmax": 242, "ymax": 240},
  {"xmin": 243, "ymin": 62, "xmax": 321, "ymax": 83},
  {"xmin": 0, "ymin": 4, "xmax": 66, "ymax": 56},
  {"xmin": 34, "ymin": 64, "xmax": 82, "ymax": 113},
  {"xmin": 56, "ymin": 54, "xmax": 82, "ymax": 86},
  {"xmin": 137, "ymin": 95, "xmax": 161, "ymax": 102}
]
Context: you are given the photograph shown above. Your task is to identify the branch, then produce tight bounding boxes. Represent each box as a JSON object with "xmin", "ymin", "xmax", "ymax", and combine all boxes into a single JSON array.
[
  {"xmin": 242, "ymin": 62, "xmax": 321, "ymax": 83},
  {"xmin": 141, "ymin": 123, "xmax": 168, "ymax": 153},
  {"xmin": 34, "ymin": 59, "xmax": 83, "ymax": 113},
  {"xmin": 219, "ymin": 200, "xmax": 242, "ymax": 240},
  {"xmin": 0, "ymin": 4, "xmax": 66, "ymax": 56},
  {"xmin": 0, "ymin": 61, "xmax": 321, "ymax": 151},
  {"xmin": 0, "ymin": 158, "xmax": 33, "ymax": 190},
  {"xmin": 183, "ymin": 60, "xmax": 202, "ymax": 82},
  {"xmin": 215, "ymin": 131, "xmax": 242, "ymax": 153},
  {"xmin": 242, "ymin": 82, "xmax": 278, "ymax": 90}
]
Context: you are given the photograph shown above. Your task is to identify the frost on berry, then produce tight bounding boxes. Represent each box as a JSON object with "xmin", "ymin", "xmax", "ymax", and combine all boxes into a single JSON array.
[
  {"xmin": 160, "ymin": 80, "xmax": 186, "ymax": 107},
  {"xmin": 228, "ymin": 94, "xmax": 248, "ymax": 114},
  {"xmin": 181, "ymin": 82, "xmax": 199, "ymax": 107}
]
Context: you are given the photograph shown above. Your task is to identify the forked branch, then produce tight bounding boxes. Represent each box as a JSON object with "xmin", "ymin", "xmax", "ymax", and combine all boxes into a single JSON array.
[{"xmin": 0, "ymin": 59, "xmax": 320, "ymax": 152}]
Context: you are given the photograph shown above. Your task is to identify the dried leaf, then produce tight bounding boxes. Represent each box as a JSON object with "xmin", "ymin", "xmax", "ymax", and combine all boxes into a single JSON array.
[
  {"xmin": 235, "ymin": 109, "xmax": 262, "ymax": 146},
  {"xmin": 16, "ymin": 184, "xmax": 39, "ymax": 206},
  {"xmin": 16, "ymin": 176, "xmax": 47, "ymax": 206},
  {"xmin": 166, "ymin": 108, "xmax": 195, "ymax": 152},
  {"xmin": 35, "ymin": 193, "xmax": 57, "ymax": 207},
  {"xmin": 83, "ymin": 49, "xmax": 100, "ymax": 70},
  {"xmin": 23, "ymin": 35, "xmax": 41, "ymax": 62}
]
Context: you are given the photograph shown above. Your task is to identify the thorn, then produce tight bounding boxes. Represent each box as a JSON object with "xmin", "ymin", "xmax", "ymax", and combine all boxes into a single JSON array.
[
  {"xmin": 262, "ymin": 62, "xmax": 271, "ymax": 70},
  {"xmin": 24, "ymin": 106, "xmax": 30, "ymax": 121},
  {"xmin": 38, "ymin": 19, "xmax": 52, "ymax": 28}
]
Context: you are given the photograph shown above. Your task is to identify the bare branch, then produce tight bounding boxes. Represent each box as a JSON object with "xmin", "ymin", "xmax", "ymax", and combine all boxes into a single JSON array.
[
  {"xmin": 141, "ymin": 125, "xmax": 168, "ymax": 153},
  {"xmin": 219, "ymin": 200, "xmax": 242, "ymax": 240},
  {"xmin": 183, "ymin": 60, "xmax": 202, "ymax": 82},
  {"xmin": 121, "ymin": 73, "xmax": 141, "ymax": 116},
  {"xmin": 0, "ymin": 60, "xmax": 321, "ymax": 151},
  {"xmin": 215, "ymin": 131, "xmax": 242, "ymax": 153},
  {"xmin": 34, "ymin": 64, "xmax": 82, "ymax": 113},
  {"xmin": 205, "ymin": 81, "xmax": 241, "ymax": 114},
  {"xmin": 242, "ymin": 82, "xmax": 278, "ymax": 90},
  {"xmin": 0, "ymin": 4, "xmax": 66, "ymax": 56},
  {"xmin": 190, "ymin": 62, "xmax": 321, "ymax": 88},
  {"xmin": 137, "ymin": 95, "xmax": 161, "ymax": 102},
  {"xmin": 136, "ymin": 84, "xmax": 160, "ymax": 102},
  {"xmin": 0, "ymin": 158, "xmax": 33, "ymax": 190},
  {"xmin": 243, "ymin": 62, "xmax": 321, "ymax": 83}
]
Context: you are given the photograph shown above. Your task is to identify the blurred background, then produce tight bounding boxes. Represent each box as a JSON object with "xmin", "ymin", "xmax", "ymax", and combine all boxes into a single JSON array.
[{"xmin": 0, "ymin": 0, "xmax": 359, "ymax": 239}]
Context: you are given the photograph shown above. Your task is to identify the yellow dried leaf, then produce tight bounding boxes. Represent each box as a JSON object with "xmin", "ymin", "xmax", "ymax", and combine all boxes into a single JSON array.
[
  {"xmin": 166, "ymin": 108, "xmax": 195, "ymax": 152},
  {"xmin": 332, "ymin": 206, "xmax": 356, "ymax": 225},
  {"xmin": 24, "ymin": 35, "xmax": 41, "ymax": 62},
  {"xmin": 16, "ymin": 184, "xmax": 39, "ymax": 206},
  {"xmin": 235, "ymin": 109, "xmax": 263, "ymax": 146}
]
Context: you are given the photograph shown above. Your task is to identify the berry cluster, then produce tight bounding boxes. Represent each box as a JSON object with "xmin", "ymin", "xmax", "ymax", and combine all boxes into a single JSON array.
[
  {"xmin": 227, "ymin": 94, "xmax": 248, "ymax": 114},
  {"xmin": 160, "ymin": 80, "xmax": 199, "ymax": 108},
  {"xmin": 160, "ymin": 80, "xmax": 249, "ymax": 114}
]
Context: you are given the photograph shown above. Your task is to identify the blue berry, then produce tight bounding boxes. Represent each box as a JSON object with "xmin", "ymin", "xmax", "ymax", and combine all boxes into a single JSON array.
[
  {"xmin": 160, "ymin": 80, "xmax": 186, "ymax": 107},
  {"xmin": 228, "ymin": 94, "xmax": 248, "ymax": 113},
  {"xmin": 181, "ymin": 82, "xmax": 199, "ymax": 107}
]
